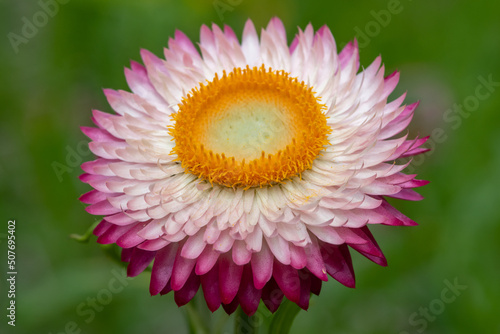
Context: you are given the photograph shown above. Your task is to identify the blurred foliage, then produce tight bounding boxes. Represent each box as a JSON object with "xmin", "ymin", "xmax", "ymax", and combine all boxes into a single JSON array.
[{"xmin": 1, "ymin": 0, "xmax": 499, "ymax": 333}]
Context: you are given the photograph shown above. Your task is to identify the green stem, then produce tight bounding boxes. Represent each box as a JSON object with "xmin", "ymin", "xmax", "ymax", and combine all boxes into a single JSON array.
[
  {"xmin": 234, "ymin": 307, "xmax": 259, "ymax": 334},
  {"xmin": 185, "ymin": 301, "xmax": 210, "ymax": 334},
  {"xmin": 268, "ymin": 298, "xmax": 301, "ymax": 334},
  {"xmin": 69, "ymin": 219, "xmax": 100, "ymax": 243}
]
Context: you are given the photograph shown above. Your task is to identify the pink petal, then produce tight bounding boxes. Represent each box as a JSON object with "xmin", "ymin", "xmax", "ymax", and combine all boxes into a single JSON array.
[
  {"xmin": 232, "ymin": 240, "xmax": 252, "ymax": 265},
  {"xmin": 117, "ymin": 222, "xmax": 148, "ymax": 248},
  {"xmin": 195, "ymin": 246, "xmax": 220, "ymax": 275},
  {"xmin": 310, "ymin": 274, "xmax": 322, "ymax": 295},
  {"xmin": 289, "ymin": 244, "xmax": 307, "ymax": 269},
  {"xmin": 80, "ymin": 190, "xmax": 107, "ymax": 204},
  {"xmin": 85, "ymin": 199, "xmax": 122, "ymax": 215},
  {"xmin": 261, "ymin": 278, "xmax": 284, "ymax": 313},
  {"xmin": 251, "ymin": 242, "xmax": 273, "ymax": 289},
  {"xmin": 219, "ymin": 254, "xmax": 243, "ymax": 304},
  {"xmin": 150, "ymin": 243, "xmax": 178, "ymax": 295},
  {"xmin": 237, "ymin": 265, "xmax": 262, "ymax": 316},
  {"xmin": 174, "ymin": 270, "xmax": 200, "ymax": 306},
  {"xmin": 93, "ymin": 220, "xmax": 112, "ymax": 237},
  {"xmin": 97, "ymin": 223, "xmax": 137, "ymax": 244},
  {"xmin": 349, "ymin": 226, "xmax": 387, "ymax": 266},
  {"xmin": 121, "ymin": 247, "xmax": 134, "ymax": 262},
  {"xmin": 298, "ymin": 270, "xmax": 311, "ymax": 309},
  {"xmin": 304, "ymin": 237, "xmax": 328, "ymax": 281},
  {"xmin": 81, "ymin": 126, "xmax": 118, "ymax": 142},
  {"xmin": 127, "ymin": 248, "xmax": 156, "ymax": 277},
  {"xmin": 221, "ymin": 295, "xmax": 239, "ymax": 315},
  {"xmin": 321, "ymin": 243, "xmax": 355, "ymax": 288},
  {"xmin": 200, "ymin": 265, "xmax": 221, "ymax": 312},
  {"xmin": 181, "ymin": 232, "xmax": 207, "ymax": 259},
  {"xmin": 388, "ymin": 189, "xmax": 424, "ymax": 201},
  {"xmin": 170, "ymin": 252, "xmax": 197, "ymax": 291},
  {"xmin": 137, "ymin": 238, "xmax": 170, "ymax": 251},
  {"xmin": 273, "ymin": 261, "xmax": 300, "ymax": 303},
  {"xmin": 378, "ymin": 201, "xmax": 418, "ymax": 226}
]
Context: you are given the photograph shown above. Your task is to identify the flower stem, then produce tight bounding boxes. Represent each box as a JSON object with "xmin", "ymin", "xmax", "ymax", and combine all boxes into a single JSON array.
[
  {"xmin": 69, "ymin": 219, "xmax": 100, "ymax": 243},
  {"xmin": 185, "ymin": 301, "xmax": 210, "ymax": 334},
  {"xmin": 234, "ymin": 307, "xmax": 259, "ymax": 334},
  {"xmin": 268, "ymin": 298, "xmax": 301, "ymax": 334}
]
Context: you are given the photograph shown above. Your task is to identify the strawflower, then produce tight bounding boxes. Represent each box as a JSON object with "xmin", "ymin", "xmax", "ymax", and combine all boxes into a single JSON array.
[{"xmin": 80, "ymin": 17, "xmax": 428, "ymax": 316}]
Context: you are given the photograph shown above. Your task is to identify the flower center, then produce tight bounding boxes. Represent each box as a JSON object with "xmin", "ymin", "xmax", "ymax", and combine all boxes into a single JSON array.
[{"xmin": 170, "ymin": 65, "xmax": 330, "ymax": 188}]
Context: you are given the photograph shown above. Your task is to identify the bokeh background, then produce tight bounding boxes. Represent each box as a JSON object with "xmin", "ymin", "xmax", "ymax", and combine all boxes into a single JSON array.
[{"xmin": 1, "ymin": 0, "xmax": 499, "ymax": 333}]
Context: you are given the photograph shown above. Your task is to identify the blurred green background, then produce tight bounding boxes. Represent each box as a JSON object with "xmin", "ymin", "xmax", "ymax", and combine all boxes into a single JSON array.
[{"xmin": 1, "ymin": 0, "xmax": 499, "ymax": 333}]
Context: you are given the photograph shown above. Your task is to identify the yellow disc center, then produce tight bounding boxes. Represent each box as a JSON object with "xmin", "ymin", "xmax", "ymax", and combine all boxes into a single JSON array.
[{"xmin": 169, "ymin": 65, "xmax": 330, "ymax": 188}]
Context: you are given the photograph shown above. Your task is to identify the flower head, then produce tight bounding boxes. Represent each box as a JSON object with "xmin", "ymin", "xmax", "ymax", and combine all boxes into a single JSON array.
[{"xmin": 80, "ymin": 17, "xmax": 429, "ymax": 315}]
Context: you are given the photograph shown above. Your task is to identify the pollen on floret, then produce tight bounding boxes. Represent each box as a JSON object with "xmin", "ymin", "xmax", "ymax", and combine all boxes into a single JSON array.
[{"xmin": 169, "ymin": 65, "xmax": 331, "ymax": 188}]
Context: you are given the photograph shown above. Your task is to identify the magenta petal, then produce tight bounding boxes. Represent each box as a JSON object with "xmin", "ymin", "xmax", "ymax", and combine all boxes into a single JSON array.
[
  {"xmin": 174, "ymin": 270, "xmax": 200, "ymax": 307},
  {"xmin": 389, "ymin": 189, "xmax": 424, "ymax": 201},
  {"xmin": 160, "ymin": 280, "xmax": 172, "ymax": 295},
  {"xmin": 221, "ymin": 295, "xmax": 240, "ymax": 315},
  {"xmin": 381, "ymin": 104, "xmax": 416, "ymax": 139},
  {"xmin": 105, "ymin": 212, "xmax": 137, "ymax": 226},
  {"xmin": 171, "ymin": 253, "xmax": 197, "ymax": 291},
  {"xmin": 138, "ymin": 238, "xmax": 170, "ymax": 251},
  {"xmin": 304, "ymin": 237, "xmax": 328, "ymax": 281},
  {"xmin": 297, "ymin": 270, "xmax": 311, "ymax": 310},
  {"xmin": 355, "ymin": 249, "xmax": 387, "ymax": 266},
  {"xmin": 150, "ymin": 243, "xmax": 178, "ymax": 295},
  {"xmin": 349, "ymin": 227, "xmax": 387, "ymax": 266},
  {"xmin": 321, "ymin": 243, "xmax": 355, "ymax": 288},
  {"xmin": 200, "ymin": 264, "xmax": 221, "ymax": 312},
  {"xmin": 219, "ymin": 254, "xmax": 244, "ymax": 304},
  {"xmin": 121, "ymin": 247, "xmax": 134, "ymax": 262},
  {"xmin": 195, "ymin": 246, "xmax": 219, "ymax": 275},
  {"xmin": 273, "ymin": 261, "xmax": 300, "ymax": 303},
  {"xmin": 97, "ymin": 223, "xmax": 136, "ymax": 244},
  {"xmin": 93, "ymin": 220, "xmax": 112, "ymax": 237},
  {"xmin": 310, "ymin": 274, "xmax": 322, "ymax": 296},
  {"xmin": 401, "ymin": 147, "xmax": 430, "ymax": 157},
  {"xmin": 237, "ymin": 265, "xmax": 262, "ymax": 316},
  {"xmin": 80, "ymin": 190, "xmax": 107, "ymax": 204},
  {"xmin": 127, "ymin": 248, "xmax": 156, "ymax": 277},
  {"xmin": 350, "ymin": 227, "xmax": 384, "ymax": 257},
  {"xmin": 261, "ymin": 278, "xmax": 284, "ymax": 313},
  {"xmin": 85, "ymin": 199, "xmax": 121, "ymax": 215},
  {"xmin": 81, "ymin": 126, "xmax": 117, "ymax": 142},
  {"xmin": 117, "ymin": 222, "xmax": 147, "ymax": 248},
  {"xmin": 401, "ymin": 179, "xmax": 430, "ymax": 188},
  {"xmin": 379, "ymin": 201, "xmax": 418, "ymax": 226}
]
